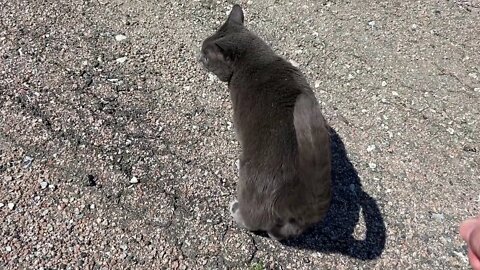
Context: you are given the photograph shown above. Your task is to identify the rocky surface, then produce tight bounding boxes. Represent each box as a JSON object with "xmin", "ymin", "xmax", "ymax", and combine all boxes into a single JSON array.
[{"xmin": 0, "ymin": 0, "xmax": 479, "ymax": 269}]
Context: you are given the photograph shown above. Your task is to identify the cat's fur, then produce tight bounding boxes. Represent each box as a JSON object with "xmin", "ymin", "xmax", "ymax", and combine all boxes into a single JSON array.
[{"xmin": 200, "ymin": 5, "xmax": 332, "ymax": 240}]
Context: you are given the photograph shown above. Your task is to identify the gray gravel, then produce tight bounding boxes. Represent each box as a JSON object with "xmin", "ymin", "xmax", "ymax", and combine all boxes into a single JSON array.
[{"xmin": 1, "ymin": 0, "xmax": 479, "ymax": 269}]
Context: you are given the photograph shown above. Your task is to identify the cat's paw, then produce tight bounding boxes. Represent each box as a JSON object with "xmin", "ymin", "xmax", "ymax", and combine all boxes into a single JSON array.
[
  {"xmin": 229, "ymin": 199, "xmax": 247, "ymax": 228},
  {"xmin": 229, "ymin": 199, "xmax": 239, "ymax": 216}
]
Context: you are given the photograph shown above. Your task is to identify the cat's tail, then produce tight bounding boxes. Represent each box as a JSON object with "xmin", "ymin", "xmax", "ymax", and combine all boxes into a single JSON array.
[{"xmin": 292, "ymin": 93, "xmax": 332, "ymax": 213}]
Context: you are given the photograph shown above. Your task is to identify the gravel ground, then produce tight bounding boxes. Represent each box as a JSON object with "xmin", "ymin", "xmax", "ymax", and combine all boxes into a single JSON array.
[{"xmin": 1, "ymin": 0, "xmax": 479, "ymax": 269}]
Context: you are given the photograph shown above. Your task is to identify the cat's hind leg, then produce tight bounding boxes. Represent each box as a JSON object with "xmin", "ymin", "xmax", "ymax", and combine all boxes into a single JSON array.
[
  {"xmin": 267, "ymin": 221, "xmax": 304, "ymax": 241},
  {"xmin": 230, "ymin": 199, "xmax": 263, "ymax": 232},
  {"xmin": 229, "ymin": 199, "xmax": 247, "ymax": 229}
]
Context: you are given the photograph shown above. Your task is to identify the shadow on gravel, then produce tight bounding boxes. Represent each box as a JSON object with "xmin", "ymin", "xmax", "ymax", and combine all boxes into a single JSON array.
[{"xmin": 282, "ymin": 127, "xmax": 386, "ymax": 260}]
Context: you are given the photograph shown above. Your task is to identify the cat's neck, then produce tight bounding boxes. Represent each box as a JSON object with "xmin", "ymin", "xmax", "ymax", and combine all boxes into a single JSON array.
[{"xmin": 235, "ymin": 49, "xmax": 279, "ymax": 72}]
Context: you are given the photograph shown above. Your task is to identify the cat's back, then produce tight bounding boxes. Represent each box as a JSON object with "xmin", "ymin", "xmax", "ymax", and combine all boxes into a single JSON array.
[
  {"xmin": 229, "ymin": 57, "xmax": 307, "ymax": 155},
  {"xmin": 230, "ymin": 56, "xmax": 309, "ymax": 113}
]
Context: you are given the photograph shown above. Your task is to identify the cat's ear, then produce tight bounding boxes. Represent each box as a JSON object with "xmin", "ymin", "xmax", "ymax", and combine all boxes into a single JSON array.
[
  {"xmin": 215, "ymin": 39, "xmax": 234, "ymax": 61},
  {"xmin": 227, "ymin": 4, "xmax": 244, "ymax": 25}
]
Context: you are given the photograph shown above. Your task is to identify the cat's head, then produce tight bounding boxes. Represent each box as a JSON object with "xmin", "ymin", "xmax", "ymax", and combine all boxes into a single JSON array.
[{"xmin": 199, "ymin": 5, "xmax": 246, "ymax": 82}]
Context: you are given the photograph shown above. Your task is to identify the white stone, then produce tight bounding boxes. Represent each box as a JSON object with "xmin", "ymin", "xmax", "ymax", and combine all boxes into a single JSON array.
[
  {"xmin": 116, "ymin": 57, "xmax": 127, "ymax": 63},
  {"xmin": 447, "ymin": 128, "xmax": 454, "ymax": 135},
  {"xmin": 130, "ymin": 176, "xmax": 139, "ymax": 184},
  {"xmin": 367, "ymin": 145, "xmax": 376, "ymax": 152},
  {"xmin": 368, "ymin": 163, "xmax": 377, "ymax": 169},
  {"xmin": 40, "ymin": 181, "xmax": 48, "ymax": 189},
  {"xmin": 432, "ymin": 213, "xmax": 445, "ymax": 221},
  {"xmin": 115, "ymin": 34, "xmax": 127, "ymax": 41},
  {"xmin": 23, "ymin": 156, "xmax": 33, "ymax": 168},
  {"xmin": 7, "ymin": 202, "xmax": 15, "ymax": 210},
  {"xmin": 368, "ymin": 21, "xmax": 376, "ymax": 26},
  {"xmin": 381, "ymin": 81, "xmax": 387, "ymax": 87}
]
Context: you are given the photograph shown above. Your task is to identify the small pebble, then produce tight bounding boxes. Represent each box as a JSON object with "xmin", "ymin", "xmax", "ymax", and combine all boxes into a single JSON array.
[
  {"xmin": 5, "ymin": 246, "xmax": 12, "ymax": 252},
  {"xmin": 48, "ymin": 184, "xmax": 56, "ymax": 191},
  {"xmin": 0, "ymin": 203, "xmax": 4, "ymax": 208},
  {"xmin": 314, "ymin": 80, "xmax": 321, "ymax": 88},
  {"xmin": 447, "ymin": 128, "xmax": 454, "ymax": 135},
  {"xmin": 432, "ymin": 213, "xmax": 445, "ymax": 221},
  {"xmin": 367, "ymin": 145, "xmax": 376, "ymax": 152},
  {"xmin": 368, "ymin": 20, "xmax": 376, "ymax": 26},
  {"xmin": 381, "ymin": 81, "xmax": 387, "ymax": 87},
  {"xmin": 130, "ymin": 176, "xmax": 139, "ymax": 184},
  {"xmin": 115, "ymin": 34, "xmax": 127, "ymax": 41},
  {"xmin": 7, "ymin": 202, "xmax": 15, "ymax": 210},
  {"xmin": 369, "ymin": 163, "xmax": 377, "ymax": 169},
  {"xmin": 40, "ymin": 181, "xmax": 48, "ymax": 189},
  {"xmin": 22, "ymin": 156, "xmax": 33, "ymax": 168},
  {"xmin": 116, "ymin": 57, "xmax": 127, "ymax": 63}
]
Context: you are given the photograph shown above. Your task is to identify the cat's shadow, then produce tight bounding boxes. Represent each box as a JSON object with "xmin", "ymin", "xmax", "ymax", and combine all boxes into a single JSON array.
[{"xmin": 277, "ymin": 127, "xmax": 386, "ymax": 260}]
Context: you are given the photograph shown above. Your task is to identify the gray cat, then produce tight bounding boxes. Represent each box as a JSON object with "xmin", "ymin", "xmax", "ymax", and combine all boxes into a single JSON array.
[{"xmin": 199, "ymin": 5, "xmax": 332, "ymax": 240}]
